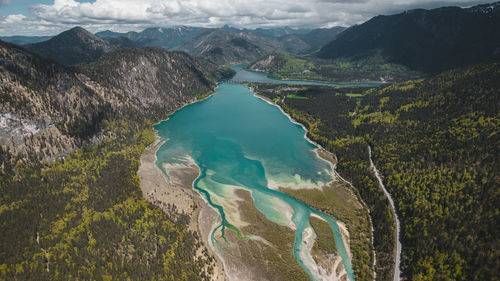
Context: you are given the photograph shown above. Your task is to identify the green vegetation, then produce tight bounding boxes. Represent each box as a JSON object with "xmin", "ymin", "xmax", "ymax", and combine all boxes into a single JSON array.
[
  {"xmin": 316, "ymin": 3, "xmax": 500, "ymax": 75},
  {"xmin": 0, "ymin": 40, "xmax": 232, "ymax": 280},
  {"xmin": 280, "ymin": 184, "xmax": 373, "ymax": 281},
  {"xmin": 252, "ymin": 62, "xmax": 500, "ymax": 281},
  {"xmin": 249, "ymin": 52, "xmax": 423, "ymax": 83},
  {"xmin": 287, "ymin": 93, "xmax": 309, "ymax": 99},
  {"xmin": 344, "ymin": 93, "xmax": 364, "ymax": 97},
  {"xmin": 196, "ymin": 90, "xmax": 215, "ymax": 100},
  {"xmin": 230, "ymin": 189, "xmax": 311, "ymax": 280},
  {"xmin": 310, "ymin": 217, "xmax": 337, "ymax": 255},
  {"xmin": 0, "ymin": 120, "xmax": 215, "ymax": 280}
]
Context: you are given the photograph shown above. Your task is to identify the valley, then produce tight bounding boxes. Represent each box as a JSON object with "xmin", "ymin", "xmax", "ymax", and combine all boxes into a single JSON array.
[
  {"xmin": 1, "ymin": 1, "xmax": 499, "ymax": 281},
  {"xmin": 150, "ymin": 80, "xmax": 373, "ymax": 281}
]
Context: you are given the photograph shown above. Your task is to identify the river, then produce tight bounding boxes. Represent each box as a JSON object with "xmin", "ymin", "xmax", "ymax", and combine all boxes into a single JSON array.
[{"xmin": 153, "ymin": 68, "xmax": 374, "ymax": 281}]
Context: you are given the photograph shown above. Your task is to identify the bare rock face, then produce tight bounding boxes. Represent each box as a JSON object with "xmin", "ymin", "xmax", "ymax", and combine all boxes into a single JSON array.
[
  {"xmin": 82, "ymin": 47, "xmax": 220, "ymax": 111},
  {"xmin": 180, "ymin": 29, "xmax": 280, "ymax": 65},
  {"xmin": 247, "ymin": 54, "xmax": 277, "ymax": 71},
  {"xmin": 0, "ymin": 40, "xmax": 228, "ymax": 162}
]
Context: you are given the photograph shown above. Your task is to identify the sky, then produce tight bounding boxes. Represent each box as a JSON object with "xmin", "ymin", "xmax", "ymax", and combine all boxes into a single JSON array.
[{"xmin": 0, "ymin": 0, "xmax": 494, "ymax": 36}]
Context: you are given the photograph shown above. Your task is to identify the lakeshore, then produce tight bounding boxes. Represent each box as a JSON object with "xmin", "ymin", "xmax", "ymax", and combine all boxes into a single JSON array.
[
  {"xmin": 138, "ymin": 136, "xmax": 227, "ymax": 281},
  {"xmin": 135, "ymin": 66, "xmax": 382, "ymax": 280}
]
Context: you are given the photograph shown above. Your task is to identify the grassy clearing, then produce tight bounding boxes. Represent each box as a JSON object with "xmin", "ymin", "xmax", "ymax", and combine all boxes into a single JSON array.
[
  {"xmin": 287, "ymin": 93, "xmax": 309, "ymax": 99},
  {"xmin": 280, "ymin": 183, "xmax": 373, "ymax": 281},
  {"xmin": 310, "ymin": 216, "xmax": 337, "ymax": 255}
]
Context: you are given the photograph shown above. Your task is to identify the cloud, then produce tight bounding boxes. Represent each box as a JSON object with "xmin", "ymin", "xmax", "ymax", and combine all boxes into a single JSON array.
[
  {"xmin": 2, "ymin": 14, "xmax": 26, "ymax": 23},
  {"xmin": 0, "ymin": 0, "xmax": 493, "ymax": 35},
  {"xmin": 0, "ymin": 0, "xmax": 11, "ymax": 6}
]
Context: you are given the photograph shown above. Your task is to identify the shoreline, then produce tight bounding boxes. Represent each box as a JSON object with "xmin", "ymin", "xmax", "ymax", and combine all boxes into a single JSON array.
[
  {"xmin": 243, "ymin": 67, "xmax": 385, "ymax": 85},
  {"xmin": 251, "ymin": 86, "xmax": 378, "ymax": 280},
  {"xmin": 138, "ymin": 134, "xmax": 227, "ymax": 281},
  {"xmin": 251, "ymin": 87, "xmax": 338, "ymax": 184},
  {"xmin": 139, "ymin": 83, "xmax": 372, "ymax": 281},
  {"xmin": 152, "ymin": 91, "xmax": 218, "ymax": 127},
  {"xmin": 251, "ymin": 87, "xmax": 360, "ymax": 281},
  {"xmin": 138, "ymin": 89, "xmax": 228, "ymax": 281}
]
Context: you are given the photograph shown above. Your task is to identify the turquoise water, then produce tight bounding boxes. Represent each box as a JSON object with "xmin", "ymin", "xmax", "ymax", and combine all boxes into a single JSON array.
[
  {"xmin": 154, "ymin": 82, "xmax": 356, "ymax": 281},
  {"xmin": 230, "ymin": 64, "xmax": 382, "ymax": 87}
]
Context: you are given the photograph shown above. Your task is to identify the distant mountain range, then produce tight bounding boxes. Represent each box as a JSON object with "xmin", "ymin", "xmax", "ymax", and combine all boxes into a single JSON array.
[
  {"xmin": 96, "ymin": 26, "xmax": 200, "ymax": 50},
  {"xmin": 3, "ymin": 1, "xmax": 499, "ymax": 73},
  {"xmin": 0, "ymin": 35, "xmax": 52, "ymax": 45},
  {"xmin": 2, "ymin": 25, "xmax": 343, "ymax": 66},
  {"xmin": 317, "ymin": 1, "xmax": 500, "ymax": 74},
  {"xmin": 96, "ymin": 26, "xmax": 345, "ymax": 64},
  {"xmin": 23, "ymin": 27, "xmax": 135, "ymax": 65}
]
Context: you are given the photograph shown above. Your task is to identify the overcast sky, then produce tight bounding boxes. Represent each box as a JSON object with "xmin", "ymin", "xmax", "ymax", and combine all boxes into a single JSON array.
[{"xmin": 0, "ymin": 0, "xmax": 494, "ymax": 36}]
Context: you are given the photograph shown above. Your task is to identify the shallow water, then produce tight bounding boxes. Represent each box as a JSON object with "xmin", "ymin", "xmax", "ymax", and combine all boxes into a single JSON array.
[{"xmin": 155, "ymin": 82, "xmax": 355, "ymax": 281}]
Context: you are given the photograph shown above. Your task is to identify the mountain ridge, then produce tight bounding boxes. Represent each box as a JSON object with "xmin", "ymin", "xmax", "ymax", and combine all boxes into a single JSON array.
[
  {"xmin": 23, "ymin": 27, "xmax": 135, "ymax": 65},
  {"xmin": 317, "ymin": 1, "xmax": 500, "ymax": 74},
  {"xmin": 0, "ymin": 40, "xmax": 230, "ymax": 162}
]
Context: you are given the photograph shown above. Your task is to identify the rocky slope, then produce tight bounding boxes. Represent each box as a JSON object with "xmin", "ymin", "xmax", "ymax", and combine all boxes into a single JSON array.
[
  {"xmin": 179, "ymin": 28, "xmax": 280, "ymax": 65},
  {"xmin": 23, "ymin": 27, "xmax": 135, "ymax": 65},
  {"xmin": 0, "ymin": 40, "xmax": 230, "ymax": 162}
]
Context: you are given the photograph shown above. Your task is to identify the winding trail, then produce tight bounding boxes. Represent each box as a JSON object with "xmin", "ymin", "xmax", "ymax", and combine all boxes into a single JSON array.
[{"xmin": 368, "ymin": 146, "xmax": 401, "ymax": 281}]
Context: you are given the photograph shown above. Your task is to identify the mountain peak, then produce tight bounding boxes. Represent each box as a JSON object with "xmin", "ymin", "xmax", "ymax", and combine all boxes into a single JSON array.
[
  {"xmin": 23, "ymin": 26, "xmax": 132, "ymax": 65},
  {"xmin": 51, "ymin": 26, "xmax": 103, "ymax": 45},
  {"xmin": 70, "ymin": 26, "xmax": 88, "ymax": 33}
]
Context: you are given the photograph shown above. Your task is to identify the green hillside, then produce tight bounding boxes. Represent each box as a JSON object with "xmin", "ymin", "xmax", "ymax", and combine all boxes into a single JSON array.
[{"xmin": 252, "ymin": 62, "xmax": 500, "ymax": 281}]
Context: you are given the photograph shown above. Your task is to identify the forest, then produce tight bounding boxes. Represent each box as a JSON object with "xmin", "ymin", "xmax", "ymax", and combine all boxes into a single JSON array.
[
  {"xmin": 251, "ymin": 62, "xmax": 500, "ymax": 281},
  {"xmin": 0, "ymin": 112, "xmax": 216, "ymax": 280}
]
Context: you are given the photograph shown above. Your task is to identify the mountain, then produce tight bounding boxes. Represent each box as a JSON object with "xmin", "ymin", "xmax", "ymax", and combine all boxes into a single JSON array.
[
  {"xmin": 1, "ymin": 40, "xmax": 230, "ymax": 280},
  {"xmin": 247, "ymin": 26, "xmax": 311, "ymax": 37},
  {"xmin": 0, "ymin": 40, "xmax": 229, "ymax": 161},
  {"xmin": 179, "ymin": 28, "xmax": 280, "ymax": 65},
  {"xmin": 317, "ymin": 2, "xmax": 500, "ymax": 74},
  {"xmin": 97, "ymin": 26, "xmax": 201, "ymax": 50},
  {"xmin": 275, "ymin": 26, "xmax": 347, "ymax": 54},
  {"xmin": 0, "ymin": 35, "xmax": 52, "ymax": 45},
  {"xmin": 297, "ymin": 26, "xmax": 346, "ymax": 51},
  {"xmin": 95, "ymin": 25, "xmax": 341, "ymax": 61},
  {"xmin": 94, "ymin": 30, "xmax": 126, "ymax": 37},
  {"xmin": 23, "ymin": 27, "xmax": 135, "ymax": 65},
  {"xmin": 276, "ymin": 35, "xmax": 311, "ymax": 54}
]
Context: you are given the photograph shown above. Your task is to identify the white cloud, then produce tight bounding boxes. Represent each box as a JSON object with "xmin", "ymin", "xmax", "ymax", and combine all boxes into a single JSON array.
[
  {"xmin": 2, "ymin": 14, "xmax": 26, "ymax": 23},
  {"xmin": 0, "ymin": 0, "xmax": 12, "ymax": 6},
  {"xmin": 0, "ymin": 0, "xmax": 493, "ymax": 35}
]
